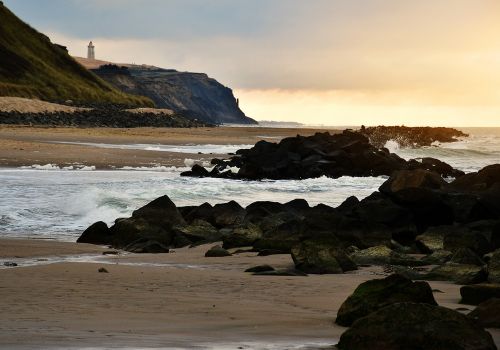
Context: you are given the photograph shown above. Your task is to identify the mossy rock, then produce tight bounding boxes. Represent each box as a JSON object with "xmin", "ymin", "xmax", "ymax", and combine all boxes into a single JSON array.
[
  {"xmin": 337, "ymin": 302, "xmax": 496, "ymax": 350},
  {"xmin": 488, "ymin": 249, "xmax": 500, "ymax": 283},
  {"xmin": 349, "ymin": 245, "xmax": 425, "ymax": 267},
  {"xmin": 291, "ymin": 238, "xmax": 357, "ymax": 274},
  {"xmin": 426, "ymin": 263, "xmax": 487, "ymax": 285},
  {"xmin": 222, "ymin": 223, "xmax": 263, "ymax": 249},
  {"xmin": 336, "ymin": 274, "xmax": 437, "ymax": 327}
]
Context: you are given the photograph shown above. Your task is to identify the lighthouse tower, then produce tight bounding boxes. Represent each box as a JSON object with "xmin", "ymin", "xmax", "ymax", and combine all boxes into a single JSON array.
[{"xmin": 87, "ymin": 41, "xmax": 95, "ymax": 60}]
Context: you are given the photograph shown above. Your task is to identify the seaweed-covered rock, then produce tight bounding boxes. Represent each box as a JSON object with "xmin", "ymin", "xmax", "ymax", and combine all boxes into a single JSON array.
[
  {"xmin": 468, "ymin": 298, "xmax": 500, "ymax": 328},
  {"xmin": 488, "ymin": 249, "xmax": 500, "ymax": 283},
  {"xmin": 449, "ymin": 248, "xmax": 486, "ymax": 266},
  {"xmin": 291, "ymin": 238, "xmax": 357, "ymax": 274},
  {"xmin": 349, "ymin": 245, "xmax": 424, "ymax": 267},
  {"xmin": 461, "ymin": 284, "xmax": 500, "ymax": 305},
  {"xmin": 337, "ymin": 302, "xmax": 496, "ymax": 350},
  {"xmin": 336, "ymin": 274, "xmax": 437, "ymax": 326}
]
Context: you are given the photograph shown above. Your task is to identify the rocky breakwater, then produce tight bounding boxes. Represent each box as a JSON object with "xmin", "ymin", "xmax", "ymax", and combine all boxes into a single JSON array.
[
  {"xmin": 0, "ymin": 103, "xmax": 210, "ymax": 128},
  {"xmin": 360, "ymin": 125, "xmax": 468, "ymax": 148},
  {"xmin": 180, "ymin": 130, "xmax": 465, "ymax": 180},
  {"xmin": 79, "ymin": 164, "xmax": 500, "ymax": 283}
]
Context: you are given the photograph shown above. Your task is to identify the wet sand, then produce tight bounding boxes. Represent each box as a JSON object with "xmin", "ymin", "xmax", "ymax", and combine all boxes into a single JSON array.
[
  {"xmin": 1, "ymin": 238, "xmax": 498, "ymax": 349},
  {"xmin": 0, "ymin": 125, "xmax": 341, "ymax": 169}
]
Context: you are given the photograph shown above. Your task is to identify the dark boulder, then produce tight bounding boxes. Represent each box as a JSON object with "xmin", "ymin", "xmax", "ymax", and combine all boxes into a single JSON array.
[
  {"xmin": 123, "ymin": 238, "xmax": 169, "ymax": 253},
  {"xmin": 468, "ymin": 298, "xmax": 500, "ymax": 328},
  {"xmin": 211, "ymin": 201, "xmax": 246, "ymax": 228},
  {"xmin": 336, "ymin": 274, "xmax": 437, "ymax": 327},
  {"xmin": 77, "ymin": 221, "xmax": 113, "ymax": 245},
  {"xmin": 204, "ymin": 245, "xmax": 231, "ymax": 257},
  {"xmin": 379, "ymin": 169, "xmax": 447, "ymax": 195},
  {"xmin": 337, "ymin": 302, "xmax": 496, "ymax": 350},
  {"xmin": 450, "ymin": 164, "xmax": 500, "ymax": 192},
  {"xmin": 426, "ymin": 263, "xmax": 487, "ymax": 285},
  {"xmin": 245, "ymin": 265, "xmax": 275, "ymax": 273},
  {"xmin": 461, "ymin": 284, "xmax": 500, "ymax": 305}
]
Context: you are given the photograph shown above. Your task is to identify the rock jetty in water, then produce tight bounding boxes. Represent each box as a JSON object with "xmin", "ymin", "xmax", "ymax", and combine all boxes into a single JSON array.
[
  {"xmin": 181, "ymin": 130, "xmax": 465, "ymax": 180},
  {"xmin": 360, "ymin": 125, "xmax": 468, "ymax": 148}
]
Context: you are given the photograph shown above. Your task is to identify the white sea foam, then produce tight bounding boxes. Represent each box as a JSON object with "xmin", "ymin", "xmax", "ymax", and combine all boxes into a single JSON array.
[
  {"xmin": 20, "ymin": 164, "xmax": 96, "ymax": 171},
  {"xmin": 53, "ymin": 141, "xmax": 252, "ymax": 154}
]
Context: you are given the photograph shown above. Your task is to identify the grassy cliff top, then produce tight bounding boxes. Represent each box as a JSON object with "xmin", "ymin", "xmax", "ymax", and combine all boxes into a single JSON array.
[{"xmin": 0, "ymin": 3, "xmax": 153, "ymax": 107}]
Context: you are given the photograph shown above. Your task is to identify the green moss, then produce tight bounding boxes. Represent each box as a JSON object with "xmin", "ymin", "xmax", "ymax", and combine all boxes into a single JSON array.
[{"xmin": 0, "ymin": 4, "xmax": 153, "ymax": 106}]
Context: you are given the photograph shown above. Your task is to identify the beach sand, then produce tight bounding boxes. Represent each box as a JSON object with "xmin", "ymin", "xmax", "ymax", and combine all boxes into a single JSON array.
[
  {"xmin": 0, "ymin": 125, "xmax": 341, "ymax": 169},
  {"xmin": 1, "ymin": 239, "xmax": 498, "ymax": 349}
]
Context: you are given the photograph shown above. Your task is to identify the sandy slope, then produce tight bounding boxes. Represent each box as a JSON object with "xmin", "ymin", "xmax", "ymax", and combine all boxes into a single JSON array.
[
  {"xmin": 0, "ymin": 239, "xmax": 498, "ymax": 349},
  {"xmin": 0, "ymin": 97, "xmax": 88, "ymax": 113}
]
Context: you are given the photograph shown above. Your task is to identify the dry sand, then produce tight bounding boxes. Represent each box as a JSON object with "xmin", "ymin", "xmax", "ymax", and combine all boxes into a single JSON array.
[
  {"xmin": 1, "ymin": 239, "xmax": 499, "ymax": 349},
  {"xmin": 0, "ymin": 125, "xmax": 341, "ymax": 169}
]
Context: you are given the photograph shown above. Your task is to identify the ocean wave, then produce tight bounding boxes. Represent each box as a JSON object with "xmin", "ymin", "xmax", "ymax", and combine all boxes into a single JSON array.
[{"xmin": 20, "ymin": 164, "xmax": 96, "ymax": 171}]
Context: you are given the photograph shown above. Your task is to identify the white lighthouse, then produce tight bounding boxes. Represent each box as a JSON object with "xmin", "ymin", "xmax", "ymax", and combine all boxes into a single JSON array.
[{"xmin": 87, "ymin": 41, "xmax": 95, "ymax": 60}]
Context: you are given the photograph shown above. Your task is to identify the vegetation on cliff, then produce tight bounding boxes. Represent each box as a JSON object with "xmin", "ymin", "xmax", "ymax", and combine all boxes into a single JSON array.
[{"xmin": 0, "ymin": 3, "xmax": 152, "ymax": 106}]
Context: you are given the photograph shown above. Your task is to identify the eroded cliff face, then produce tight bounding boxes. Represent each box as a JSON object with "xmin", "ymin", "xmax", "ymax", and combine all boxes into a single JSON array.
[{"xmin": 91, "ymin": 64, "xmax": 256, "ymax": 125}]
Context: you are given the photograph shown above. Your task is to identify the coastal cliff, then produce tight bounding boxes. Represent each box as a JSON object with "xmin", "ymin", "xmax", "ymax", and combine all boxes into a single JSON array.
[{"xmin": 80, "ymin": 62, "xmax": 256, "ymax": 125}]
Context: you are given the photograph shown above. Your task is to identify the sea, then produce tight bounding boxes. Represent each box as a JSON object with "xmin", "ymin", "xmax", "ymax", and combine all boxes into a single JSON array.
[{"xmin": 1, "ymin": 127, "xmax": 499, "ymax": 242}]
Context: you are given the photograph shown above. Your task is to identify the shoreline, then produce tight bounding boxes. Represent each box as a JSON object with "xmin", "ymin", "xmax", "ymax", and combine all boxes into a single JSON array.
[
  {"xmin": 0, "ymin": 125, "xmax": 341, "ymax": 169},
  {"xmin": 1, "ymin": 238, "xmax": 498, "ymax": 349}
]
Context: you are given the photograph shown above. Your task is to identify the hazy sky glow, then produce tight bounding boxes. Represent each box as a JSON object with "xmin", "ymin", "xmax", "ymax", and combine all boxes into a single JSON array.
[{"xmin": 5, "ymin": 0, "xmax": 500, "ymax": 126}]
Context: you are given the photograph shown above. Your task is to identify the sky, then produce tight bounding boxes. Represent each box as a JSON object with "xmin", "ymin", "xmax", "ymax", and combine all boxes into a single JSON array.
[{"xmin": 5, "ymin": 0, "xmax": 500, "ymax": 126}]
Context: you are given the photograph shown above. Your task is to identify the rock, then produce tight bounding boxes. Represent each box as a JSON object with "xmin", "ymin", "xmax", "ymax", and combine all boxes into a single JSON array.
[
  {"xmin": 336, "ymin": 274, "xmax": 437, "ymax": 327},
  {"xmin": 222, "ymin": 224, "xmax": 262, "ymax": 249},
  {"xmin": 102, "ymin": 250, "xmax": 119, "ymax": 255},
  {"xmin": 3, "ymin": 262, "xmax": 17, "ymax": 267},
  {"xmin": 123, "ymin": 239, "xmax": 170, "ymax": 253},
  {"xmin": 205, "ymin": 245, "xmax": 231, "ymax": 257},
  {"xmin": 245, "ymin": 265, "xmax": 275, "ymax": 273},
  {"xmin": 415, "ymin": 227, "xmax": 447, "ymax": 253},
  {"xmin": 468, "ymin": 298, "xmax": 500, "ymax": 328},
  {"xmin": 461, "ymin": 284, "xmax": 500, "ymax": 305},
  {"xmin": 349, "ymin": 245, "xmax": 425, "ymax": 267},
  {"xmin": 131, "ymin": 195, "xmax": 186, "ymax": 227},
  {"xmin": 212, "ymin": 201, "xmax": 246, "ymax": 228},
  {"xmin": 257, "ymin": 249, "xmax": 288, "ymax": 256},
  {"xmin": 174, "ymin": 220, "xmax": 221, "ymax": 244},
  {"xmin": 426, "ymin": 263, "xmax": 487, "ymax": 285},
  {"xmin": 421, "ymin": 250, "xmax": 453, "ymax": 265},
  {"xmin": 450, "ymin": 164, "xmax": 500, "ymax": 192},
  {"xmin": 291, "ymin": 238, "xmax": 357, "ymax": 274},
  {"xmin": 337, "ymin": 302, "xmax": 496, "ymax": 350},
  {"xmin": 449, "ymin": 248, "xmax": 486, "ymax": 266},
  {"xmin": 77, "ymin": 221, "xmax": 113, "ymax": 245},
  {"xmin": 252, "ymin": 269, "xmax": 308, "ymax": 276},
  {"xmin": 110, "ymin": 217, "xmax": 174, "ymax": 249},
  {"xmin": 443, "ymin": 227, "xmax": 491, "ymax": 256},
  {"xmin": 488, "ymin": 249, "xmax": 500, "ymax": 283},
  {"xmin": 379, "ymin": 169, "xmax": 447, "ymax": 194},
  {"xmin": 98, "ymin": 267, "xmax": 109, "ymax": 273},
  {"xmin": 180, "ymin": 164, "xmax": 209, "ymax": 177}
]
